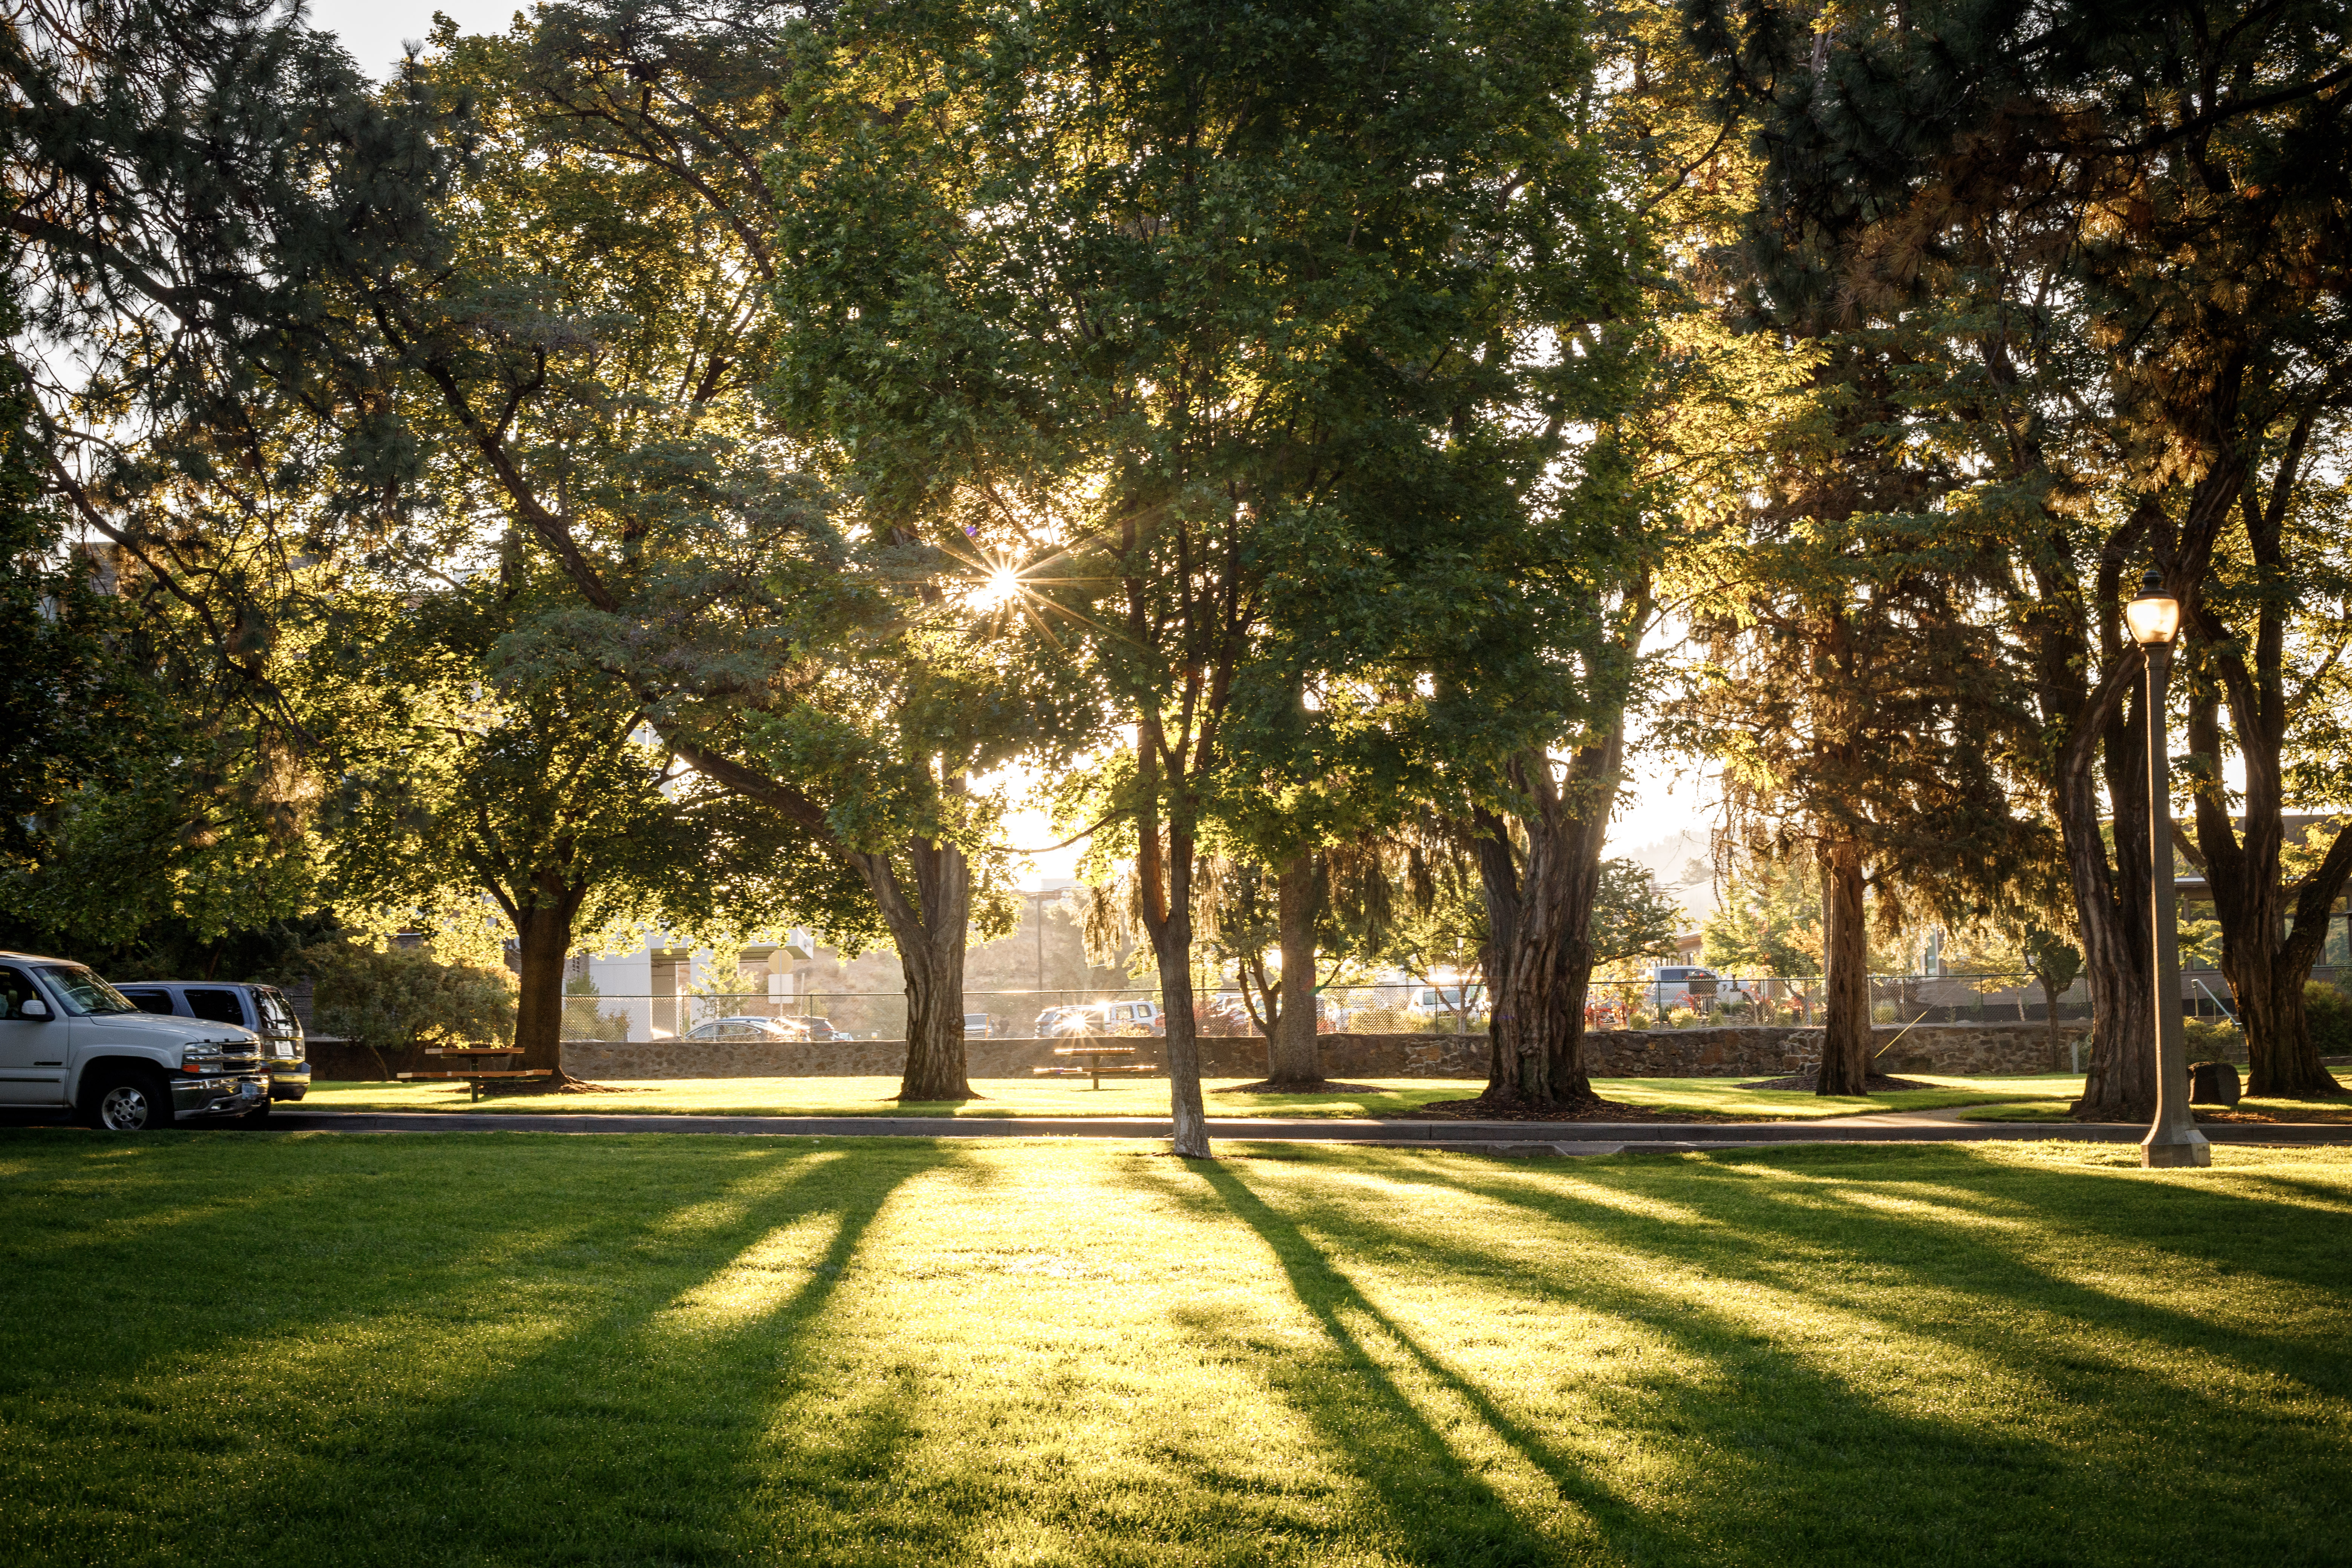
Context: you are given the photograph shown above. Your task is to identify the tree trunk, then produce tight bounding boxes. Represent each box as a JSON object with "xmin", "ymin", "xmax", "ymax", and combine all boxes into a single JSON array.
[
  {"xmin": 657, "ymin": 740, "xmax": 978, "ymax": 1102},
  {"xmin": 2225, "ymin": 841, "xmax": 2350, "ymax": 1097},
  {"xmin": 2175, "ymin": 415, "xmax": 2348, "ymax": 1099},
  {"xmin": 2063, "ymin": 650, "xmax": 2158, "ymax": 1122},
  {"xmin": 1480, "ymin": 734, "xmax": 1616, "ymax": 1109},
  {"xmin": 510, "ymin": 895, "xmax": 581, "ymax": 1077},
  {"xmin": 1816, "ymin": 835, "xmax": 1872, "ymax": 1095},
  {"xmin": 1264, "ymin": 850, "xmax": 1322, "ymax": 1086},
  {"xmin": 1136, "ymin": 720, "xmax": 1209, "ymax": 1157},
  {"xmin": 2184, "ymin": 636, "xmax": 2352, "ymax": 1098},
  {"xmin": 1473, "ymin": 806, "xmax": 1520, "ymax": 1098},
  {"xmin": 859, "ymin": 835, "xmax": 973, "ymax": 1101},
  {"xmin": 2043, "ymin": 977, "xmax": 2065, "ymax": 1071}
]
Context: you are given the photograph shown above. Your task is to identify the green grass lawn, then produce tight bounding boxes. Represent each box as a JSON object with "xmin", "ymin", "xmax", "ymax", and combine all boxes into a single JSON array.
[
  {"xmin": 1, "ymin": 1132, "xmax": 2346, "ymax": 1566},
  {"xmin": 300, "ymin": 1072, "xmax": 2085, "ymax": 1121}
]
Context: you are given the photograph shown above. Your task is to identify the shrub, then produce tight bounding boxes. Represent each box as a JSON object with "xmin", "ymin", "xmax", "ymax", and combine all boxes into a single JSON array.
[
  {"xmin": 275, "ymin": 940, "xmax": 516, "ymax": 1063},
  {"xmin": 2308, "ymin": 980, "xmax": 2352, "ymax": 1056},
  {"xmin": 2182, "ymin": 1017, "xmax": 2245, "ymax": 1061}
]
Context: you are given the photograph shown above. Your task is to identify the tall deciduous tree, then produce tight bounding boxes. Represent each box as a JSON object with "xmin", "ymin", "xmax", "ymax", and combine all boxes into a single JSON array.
[
  {"xmin": 321, "ymin": 565, "xmax": 861, "ymax": 1076},
  {"xmin": 773, "ymin": 0, "xmax": 1637, "ymax": 1153},
  {"xmin": 345, "ymin": 4, "xmax": 1054, "ymax": 1099}
]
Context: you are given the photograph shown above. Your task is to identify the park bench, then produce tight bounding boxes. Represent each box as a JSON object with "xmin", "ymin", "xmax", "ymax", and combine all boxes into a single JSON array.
[
  {"xmin": 396, "ymin": 1046, "xmax": 552, "ymax": 1102},
  {"xmin": 1032, "ymin": 1043, "xmax": 1160, "ymax": 1090}
]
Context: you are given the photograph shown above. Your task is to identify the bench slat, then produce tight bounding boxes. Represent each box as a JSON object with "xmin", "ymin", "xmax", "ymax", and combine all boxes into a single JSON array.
[{"xmin": 396, "ymin": 1070, "xmax": 553, "ymax": 1080}]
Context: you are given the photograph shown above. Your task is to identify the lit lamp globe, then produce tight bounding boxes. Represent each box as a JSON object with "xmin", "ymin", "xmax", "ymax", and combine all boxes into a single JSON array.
[{"xmin": 2125, "ymin": 571, "xmax": 2180, "ymax": 646}]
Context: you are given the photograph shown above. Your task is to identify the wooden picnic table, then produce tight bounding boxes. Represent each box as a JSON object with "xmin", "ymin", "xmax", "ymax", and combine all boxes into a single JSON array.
[
  {"xmin": 396, "ymin": 1046, "xmax": 553, "ymax": 1102},
  {"xmin": 1033, "ymin": 1043, "xmax": 1158, "ymax": 1091}
]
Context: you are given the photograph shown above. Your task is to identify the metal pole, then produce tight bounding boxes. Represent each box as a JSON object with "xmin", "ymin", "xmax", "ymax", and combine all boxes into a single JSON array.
[{"xmin": 2142, "ymin": 640, "xmax": 2211, "ymax": 1168}]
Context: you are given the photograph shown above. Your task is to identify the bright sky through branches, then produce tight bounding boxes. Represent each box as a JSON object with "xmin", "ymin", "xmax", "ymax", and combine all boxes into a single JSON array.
[{"xmin": 303, "ymin": 0, "xmax": 519, "ymax": 76}]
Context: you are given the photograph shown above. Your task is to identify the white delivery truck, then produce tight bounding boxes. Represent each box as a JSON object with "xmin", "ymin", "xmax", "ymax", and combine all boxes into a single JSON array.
[{"xmin": 0, "ymin": 951, "xmax": 271, "ymax": 1129}]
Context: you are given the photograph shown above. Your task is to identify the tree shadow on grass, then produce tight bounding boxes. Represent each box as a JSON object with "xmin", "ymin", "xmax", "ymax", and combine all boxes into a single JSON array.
[
  {"xmin": 1133, "ymin": 1157, "xmax": 1678, "ymax": 1566},
  {"xmin": 331, "ymin": 1141, "xmax": 971, "ymax": 1568},
  {"xmin": 1431, "ymin": 1146, "xmax": 2352, "ymax": 1401},
  {"xmin": 1230, "ymin": 1145, "xmax": 2352, "ymax": 1564},
  {"xmin": 6, "ymin": 1136, "xmax": 962, "ymax": 1566}
]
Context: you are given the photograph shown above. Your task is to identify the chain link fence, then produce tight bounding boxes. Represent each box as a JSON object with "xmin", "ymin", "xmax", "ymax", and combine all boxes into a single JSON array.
[{"xmin": 552, "ymin": 965, "xmax": 2342, "ymax": 1044}]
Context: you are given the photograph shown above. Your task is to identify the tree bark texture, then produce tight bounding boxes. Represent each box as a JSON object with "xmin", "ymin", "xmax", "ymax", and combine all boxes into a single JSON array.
[
  {"xmin": 2181, "ymin": 419, "xmax": 2352, "ymax": 1097},
  {"xmin": 668, "ymin": 740, "xmax": 977, "ymax": 1102},
  {"xmin": 1473, "ymin": 807, "xmax": 1520, "ymax": 1096},
  {"xmin": 509, "ymin": 893, "xmax": 583, "ymax": 1076},
  {"xmin": 1815, "ymin": 835, "xmax": 1872, "ymax": 1095},
  {"xmin": 2021, "ymin": 467, "xmax": 2243, "ymax": 1122},
  {"xmin": 1478, "ymin": 729, "xmax": 1619, "ymax": 1110},
  {"xmin": 1136, "ymin": 717, "xmax": 1210, "ymax": 1157},
  {"xmin": 853, "ymin": 834, "xmax": 973, "ymax": 1102},
  {"xmin": 1264, "ymin": 851, "xmax": 1323, "ymax": 1086},
  {"xmin": 2061, "ymin": 655, "xmax": 2159, "ymax": 1122}
]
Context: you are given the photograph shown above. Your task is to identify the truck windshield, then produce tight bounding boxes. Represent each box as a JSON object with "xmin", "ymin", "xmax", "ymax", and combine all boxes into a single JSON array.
[{"xmin": 34, "ymin": 965, "xmax": 141, "ymax": 1016}]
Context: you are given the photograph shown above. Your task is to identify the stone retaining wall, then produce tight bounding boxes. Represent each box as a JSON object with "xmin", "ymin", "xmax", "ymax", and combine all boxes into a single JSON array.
[{"xmin": 544, "ymin": 1020, "xmax": 2088, "ymax": 1082}]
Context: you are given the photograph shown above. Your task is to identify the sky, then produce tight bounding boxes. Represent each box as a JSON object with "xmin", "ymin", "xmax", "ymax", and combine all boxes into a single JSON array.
[{"xmin": 303, "ymin": 0, "xmax": 519, "ymax": 73}]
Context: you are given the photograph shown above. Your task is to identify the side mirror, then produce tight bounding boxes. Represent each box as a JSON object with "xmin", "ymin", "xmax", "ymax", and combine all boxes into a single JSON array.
[{"xmin": 20, "ymin": 998, "xmax": 49, "ymax": 1019}]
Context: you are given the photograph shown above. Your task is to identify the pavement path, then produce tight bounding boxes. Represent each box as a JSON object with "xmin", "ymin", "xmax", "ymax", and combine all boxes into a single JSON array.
[{"xmin": 225, "ymin": 1107, "xmax": 2351, "ymax": 1152}]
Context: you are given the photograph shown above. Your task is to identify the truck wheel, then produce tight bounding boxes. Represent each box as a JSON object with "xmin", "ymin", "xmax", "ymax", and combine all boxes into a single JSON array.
[{"xmin": 87, "ymin": 1067, "xmax": 177, "ymax": 1132}]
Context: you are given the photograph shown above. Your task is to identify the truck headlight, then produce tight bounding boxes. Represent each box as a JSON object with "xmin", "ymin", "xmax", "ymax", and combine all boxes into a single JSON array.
[{"xmin": 180, "ymin": 1044, "xmax": 225, "ymax": 1074}]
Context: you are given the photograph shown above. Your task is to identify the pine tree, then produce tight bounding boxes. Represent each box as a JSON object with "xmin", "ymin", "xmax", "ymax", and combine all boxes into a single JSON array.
[{"xmin": 1677, "ymin": 0, "xmax": 2352, "ymax": 1116}]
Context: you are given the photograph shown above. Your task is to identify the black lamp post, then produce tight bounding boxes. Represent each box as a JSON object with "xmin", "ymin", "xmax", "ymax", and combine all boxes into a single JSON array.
[{"xmin": 2124, "ymin": 569, "xmax": 2210, "ymax": 1169}]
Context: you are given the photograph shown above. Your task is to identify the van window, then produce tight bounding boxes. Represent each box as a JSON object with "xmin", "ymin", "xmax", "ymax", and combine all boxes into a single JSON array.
[
  {"xmin": 119, "ymin": 988, "xmax": 178, "ymax": 1016},
  {"xmin": 184, "ymin": 988, "xmax": 248, "ymax": 1026}
]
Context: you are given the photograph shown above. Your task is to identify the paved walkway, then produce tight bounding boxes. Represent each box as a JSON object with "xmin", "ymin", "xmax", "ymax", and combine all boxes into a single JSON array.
[{"xmin": 234, "ymin": 1107, "xmax": 2352, "ymax": 1152}]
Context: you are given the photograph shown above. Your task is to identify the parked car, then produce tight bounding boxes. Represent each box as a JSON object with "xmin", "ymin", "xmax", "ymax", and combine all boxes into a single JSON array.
[
  {"xmin": 1034, "ymin": 1004, "xmax": 1089, "ymax": 1037},
  {"xmin": 963, "ymin": 1012, "xmax": 998, "ymax": 1039},
  {"xmin": 1044, "ymin": 999, "xmax": 1165, "ymax": 1037},
  {"xmin": 784, "ymin": 1015, "xmax": 848, "ymax": 1042},
  {"xmin": 0, "ymin": 950, "xmax": 269, "ymax": 1129},
  {"xmin": 684, "ymin": 1015, "xmax": 811, "ymax": 1042},
  {"xmin": 115, "ymin": 979, "xmax": 309, "ymax": 1104}
]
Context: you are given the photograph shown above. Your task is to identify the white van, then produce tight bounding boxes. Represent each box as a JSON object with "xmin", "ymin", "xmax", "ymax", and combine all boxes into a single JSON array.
[
  {"xmin": 0, "ymin": 951, "xmax": 270, "ymax": 1129},
  {"xmin": 1644, "ymin": 966, "xmax": 1721, "ymax": 1012},
  {"xmin": 1407, "ymin": 984, "xmax": 1484, "ymax": 1024}
]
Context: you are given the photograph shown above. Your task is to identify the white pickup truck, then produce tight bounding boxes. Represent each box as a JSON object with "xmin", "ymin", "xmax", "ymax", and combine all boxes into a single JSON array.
[{"xmin": 0, "ymin": 950, "xmax": 271, "ymax": 1130}]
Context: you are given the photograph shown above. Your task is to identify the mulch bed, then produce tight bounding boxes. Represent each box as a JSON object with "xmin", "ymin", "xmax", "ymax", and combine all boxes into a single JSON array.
[
  {"xmin": 1402, "ymin": 1096, "xmax": 1741, "ymax": 1124},
  {"xmin": 487, "ymin": 1075, "xmax": 649, "ymax": 1097},
  {"xmin": 1736, "ymin": 1072, "xmax": 1934, "ymax": 1093},
  {"xmin": 1225, "ymin": 1080, "xmax": 1389, "ymax": 1096}
]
